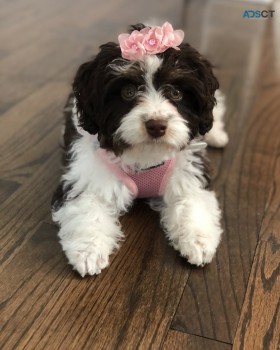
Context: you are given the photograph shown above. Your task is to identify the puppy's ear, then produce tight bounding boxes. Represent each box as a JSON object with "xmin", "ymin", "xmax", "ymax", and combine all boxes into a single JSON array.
[
  {"xmin": 73, "ymin": 43, "xmax": 122, "ymax": 135},
  {"xmin": 179, "ymin": 43, "xmax": 219, "ymax": 135},
  {"xmin": 197, "ymin": 57, "xmax": 219, "ymax": 135},
  {"xmin": 73, "ymin": 59, "xmax": 99, "ymax": 135}
]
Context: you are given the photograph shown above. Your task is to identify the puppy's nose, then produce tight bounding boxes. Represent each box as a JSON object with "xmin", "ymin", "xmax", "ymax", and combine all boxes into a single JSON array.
[{"xmin": 145, "ymin": 119, "xmax": 167, "ymax": 138}]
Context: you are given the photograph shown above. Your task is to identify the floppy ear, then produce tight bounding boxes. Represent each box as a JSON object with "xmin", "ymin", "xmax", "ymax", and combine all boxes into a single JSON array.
[
  {"xmin": 73, "ymin": 59, "xmax": 99, "ymax": 135},
  {"xmin": 197, "ymin": 56, "xmax": 219, "ymax": 135},
  {"xmin": 178, "ymin": 43, "xmax": 219, "ymax": 135},
  {"xmin": 73, "ymin": 42, "xmax": 122, "ymax": 135}
]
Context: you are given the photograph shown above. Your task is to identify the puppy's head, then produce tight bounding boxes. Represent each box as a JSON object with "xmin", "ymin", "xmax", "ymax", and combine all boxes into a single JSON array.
[{"xmin": 73, "ymin": 24, "xmax": 218, "ymax": 162}]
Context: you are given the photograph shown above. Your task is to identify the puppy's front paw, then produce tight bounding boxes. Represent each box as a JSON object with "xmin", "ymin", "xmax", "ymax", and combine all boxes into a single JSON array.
[
  {"xmin": 65, "ymin": 245, "xmax": 110, "ymax": 277},
  {"xmin": 178, "ymin": 237, "xmax": 217, "ymax": 266}
]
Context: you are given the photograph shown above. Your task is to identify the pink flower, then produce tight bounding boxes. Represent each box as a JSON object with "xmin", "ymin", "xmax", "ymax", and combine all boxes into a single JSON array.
[
  {"xmin": 118, "ymin": 30, "xmax": 146, "ymax": 60},
  {"xmin": 161, "ymin": 22, "xmax": 184, "ymax": 50},
  {"xmin": 143, "ymin": 27, "xmax": 165, "ymax": 54},
  {"xmin": 118, "ymin": 22, "xmax": 185, "ymax": 61}
]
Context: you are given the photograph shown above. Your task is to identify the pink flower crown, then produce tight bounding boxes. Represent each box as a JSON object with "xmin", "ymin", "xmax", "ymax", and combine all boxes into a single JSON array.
[{"xmin": 118, "ymin": 22, "xmax": 184, "ymax": 61}]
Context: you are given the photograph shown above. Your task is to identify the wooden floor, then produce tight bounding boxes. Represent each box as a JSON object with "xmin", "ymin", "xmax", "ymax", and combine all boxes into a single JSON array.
[{"xmin": 0, "ymin": 0, "xmax": 279, "ymax": 349}]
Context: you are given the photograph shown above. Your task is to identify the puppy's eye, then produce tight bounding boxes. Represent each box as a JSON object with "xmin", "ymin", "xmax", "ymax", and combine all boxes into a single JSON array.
[
  {"xmin": 170, "ymin": 88, "xmax": 182, "ymax": 100},
  {"xmin": 121, "ymin": 84, "xmax": 137, "ymax": 101},
  {"xmin": 163, "ymin": 85, "xmax": 182, "ymax": 101},
  {"xmin": 138, "ymin": 85, "xmax": 145, "ymax": 93}
]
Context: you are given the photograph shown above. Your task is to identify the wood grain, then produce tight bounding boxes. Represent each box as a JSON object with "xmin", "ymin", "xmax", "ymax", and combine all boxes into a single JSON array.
[
  {"xmin": 163, "ymin": 330, "xmax": 232, "ymax": 350},
  {"xmin": 1, "ymin": 0, "xmax": 279, "ymax": 349},
  {"xmin": 0, "ymin": 83, "xmax": 68, "ymax": 185},
  {"xmin": 0, "ymin": 179, "xmax": 20, "ymax": 204},
  {"xmin": 233, "ymin": 241, "xmax": 280, "ymax": 350},
  {"xmin": 0, "ymin": 150, "xmax": 61, "ymax": 270},
  {"xmin": 260, "ymin": 154, "xmax": 280, "ymax": 245}
]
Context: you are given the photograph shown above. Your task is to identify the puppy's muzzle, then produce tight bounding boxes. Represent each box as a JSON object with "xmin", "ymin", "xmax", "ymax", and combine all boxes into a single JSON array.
[{"xmin": 145, "ymin": 119, "xmax": 167, "ymax": 138}]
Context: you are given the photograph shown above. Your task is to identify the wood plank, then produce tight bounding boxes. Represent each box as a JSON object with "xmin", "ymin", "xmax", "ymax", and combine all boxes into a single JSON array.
[
  {"xmin": 163, "ymin": 330, "xmax": 232, "ymax": 350},
  {"xmin": 0, "ymin": 82, "xmax": 67, "ymax": 145},
  {"xmin": 0, "ymin": 179, "xmax": 20, "ymax": 203},
  {"xmin": 260, "ymin": 154, "xmax": 280, "ymax": 245},
  {"xmin": 171, "ymin": 0, "xmax": 280, "ymax": 344},
  {"xmin": 0, "ymin": 150, "xmax": 61, "ymax": 270},
  {"xmin": 0, "ymin": 82, "xmax": 68, "ymax": 185},
  {"xmin": 233, "ymin": 241, "xmax": 280, "ymax": 350},
  {"xmin": 0, "ymin": 34, "xmax": 91, "ymax": 112},
  {"xmin": 0, "ymin": 0, "xmax": 118, "ymax": 55},
  {"xmin": 0, "ymin": 0, "xmax": 39, "ymax": 32}
]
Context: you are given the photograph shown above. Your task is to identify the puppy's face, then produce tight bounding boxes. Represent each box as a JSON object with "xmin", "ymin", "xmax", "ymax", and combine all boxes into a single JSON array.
[{"xmin": 73, "ymin": 29, "xmax": 218, "ymax": 163}]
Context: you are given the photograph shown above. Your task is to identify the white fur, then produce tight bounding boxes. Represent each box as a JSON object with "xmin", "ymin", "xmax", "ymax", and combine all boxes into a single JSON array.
[
  {"xmin": 161, "ymin": 150, "xmax": 222, "ymax": 265},
  {"xmin": 53, "ymin": 57, "xmax": 227, "ymax": 276},
  {"xmin": 205, "ymin": 90, "xmax": 229, "ymax": 148},
  {"xmin": 52, "ymin": 134, "xmax": 133, "ymax": 277}
]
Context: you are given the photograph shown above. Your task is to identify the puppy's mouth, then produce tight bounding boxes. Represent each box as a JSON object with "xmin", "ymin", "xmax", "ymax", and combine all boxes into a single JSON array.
[
  {"xmin": 145, "ymin": 126, "xmax": 189, "ymax": 149},
  {"xmin": 112, "ymin": 117, "xmax": 190, "ymax": 157},
  {"xmin": 113, "ymin": 134, "xmax": 187, "ymax": 155}
]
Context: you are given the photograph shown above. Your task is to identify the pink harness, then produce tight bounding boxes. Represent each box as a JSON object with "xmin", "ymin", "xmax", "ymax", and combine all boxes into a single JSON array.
[{"xmin": 97, "ymin": 149, "xmax": 176, "ymax": 198}]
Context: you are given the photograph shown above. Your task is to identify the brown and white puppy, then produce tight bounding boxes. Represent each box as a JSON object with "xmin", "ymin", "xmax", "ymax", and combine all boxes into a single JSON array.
[{"xmin": 52, "ymin": 23, "xmax": 228, "ymax": 277}]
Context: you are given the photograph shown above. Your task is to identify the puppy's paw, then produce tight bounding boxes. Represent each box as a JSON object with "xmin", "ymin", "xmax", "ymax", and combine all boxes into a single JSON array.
[
  {"xmin": 179, "ymin": 239, "xmax": 216, "ymax": 266},
  {"xmin": 65, "ymin": 246, "xmax": 110, "ymax": 277},
  {"xmin": 176, "ymin": 227, "xmax": 222, "ymax": 266}
]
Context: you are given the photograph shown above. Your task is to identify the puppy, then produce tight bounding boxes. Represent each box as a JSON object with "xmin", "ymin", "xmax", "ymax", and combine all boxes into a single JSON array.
[{"xmin": 52, "ymin": 23, "xmax": 228, "ymax": 277}]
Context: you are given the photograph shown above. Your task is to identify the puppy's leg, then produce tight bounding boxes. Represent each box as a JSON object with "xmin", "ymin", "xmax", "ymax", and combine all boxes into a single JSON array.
[
  {"xmin": 161, "ymin": 153, "xmax": 222, "ymax": 266},
  {"xmin": 52, "ymin": 133, "xmax": 132, "ymax": 277},
  {"xmin": 204, "ymin": 89, "xmax": 229, "ymax": 148},
  {"xmin": 52, "ymin": 193, "xmax": 124, "ymax": 277}
]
